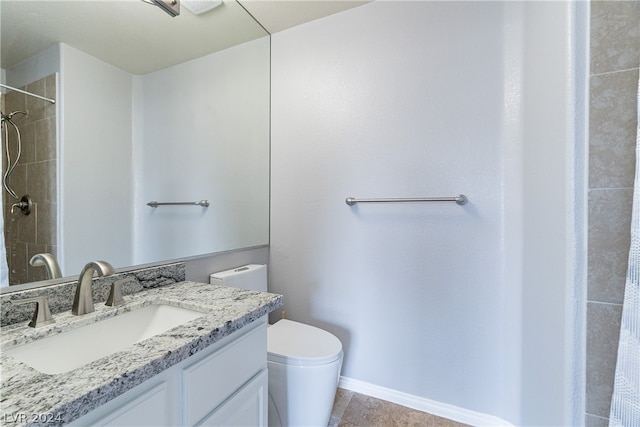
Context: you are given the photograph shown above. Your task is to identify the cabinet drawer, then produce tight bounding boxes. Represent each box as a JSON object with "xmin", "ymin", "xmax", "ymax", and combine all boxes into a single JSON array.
[
  {"xmin": 198, "ymin": 370, "xmax": 267, "ymax": 427},
  {"xmin": 69, "ymin": 381, "xmax": 172, "ymax": 427},
  {"xmin": 68, "ymin": 370, "xmax": 179, "ymax": 427},
  {"xmin": 100, "ymin": 383, "xmax": 169, "ymax": 427},
  {"xmin": 183, "ymin": 322, "xmax": 267, "ymax": 426}
]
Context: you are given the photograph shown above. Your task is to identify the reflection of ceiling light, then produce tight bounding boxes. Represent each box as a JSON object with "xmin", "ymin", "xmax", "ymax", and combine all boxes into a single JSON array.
[
  {"xmin": 152, "ymin": 0, "xmax": 180, "ymax": 17},
  {"xmin": 144, "ymin": 0, "xmax": 222, "ymax": 17},
  {"xmin": 182, "ymin": 0, "xmax": 223, "ymax": 15}
]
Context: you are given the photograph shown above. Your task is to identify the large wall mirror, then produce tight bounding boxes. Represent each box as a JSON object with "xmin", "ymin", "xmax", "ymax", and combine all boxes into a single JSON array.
[{"xmin": 0, "ymin": 0, "xmax": 270, "ymax": 291}]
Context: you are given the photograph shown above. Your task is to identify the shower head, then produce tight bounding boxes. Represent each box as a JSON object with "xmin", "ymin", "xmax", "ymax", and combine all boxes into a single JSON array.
[
  {"xmin": 7, "ymin": 111, "xmax": 26, "ymax": 120},
  {"xmin": 1, "ymin": 111, "xmax": 27, "ymax": 123},
  {"xmin": 2, "ymin": 110, "xmax": 27, "ymax": 199}
]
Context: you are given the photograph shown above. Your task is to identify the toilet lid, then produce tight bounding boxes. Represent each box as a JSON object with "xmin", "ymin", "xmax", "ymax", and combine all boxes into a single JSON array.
[{"xmin": 267, "ymin": 319, "xmax": 343, "ymax": 366}]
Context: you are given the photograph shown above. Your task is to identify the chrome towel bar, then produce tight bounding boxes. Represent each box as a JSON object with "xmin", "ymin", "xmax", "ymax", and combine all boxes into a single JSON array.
[
  {"xmin": 147, "ymin": 200, "xmax": 210, "ymax": 208},
  {"xmin": 345, "ymin": 195, "xmax": 468, "ymax": 206}
]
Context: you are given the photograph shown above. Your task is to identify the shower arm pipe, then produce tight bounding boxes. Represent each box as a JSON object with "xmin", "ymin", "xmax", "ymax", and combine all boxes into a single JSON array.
[
  {"xmin": 0, "ymin": 83, "xmax": 55, "ymax": 104},
  {"xmin": 147, "ymin": 200, "xmax": 210, "ymax": 208},
  {"xmin": 345, "ymin": 194, "xmax": 468, "ymax": 206}
]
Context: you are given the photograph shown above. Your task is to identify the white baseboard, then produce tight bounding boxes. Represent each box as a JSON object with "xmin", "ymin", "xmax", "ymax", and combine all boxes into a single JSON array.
[{"xmin": 338, "ymin": 376, "xmax": 513, "ymax": 427}]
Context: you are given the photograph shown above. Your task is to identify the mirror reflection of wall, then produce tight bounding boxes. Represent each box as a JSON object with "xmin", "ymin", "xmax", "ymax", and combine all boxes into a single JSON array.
[
  {"xmin": 0, "ymin": 35, "xmax": 269, "ymax": 286},
  {"xmin": 135, "ymin": 38, "xmax": 270, "ymax": 265},
  {"xmin": 1, "ymin": 75, "xmax": 57, "ymax": 285},
  {"xmin": 1, "ymin": 0, "xmax": 271, "ymax": 289}
]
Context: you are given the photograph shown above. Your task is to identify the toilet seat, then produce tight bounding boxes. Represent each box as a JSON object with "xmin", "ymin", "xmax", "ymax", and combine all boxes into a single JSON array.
[{"xmin": 267, "ymin": 319, "xmax": 343, "ymax": 366}]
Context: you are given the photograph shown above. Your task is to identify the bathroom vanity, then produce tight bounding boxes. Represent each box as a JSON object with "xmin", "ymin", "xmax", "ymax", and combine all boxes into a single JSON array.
[{"xmin": 0, "ymin": 281, "xmax": 282, "ymax": 426}]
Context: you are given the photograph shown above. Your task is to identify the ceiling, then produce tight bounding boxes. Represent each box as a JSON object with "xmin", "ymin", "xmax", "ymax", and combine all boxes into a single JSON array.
[
  {"xmin": 0, "ymin": 0, "xmax": 369, "ymax": 75},
  {"xmin": 240, "ymin": 1, "xmax": 369, "ymax": 34}
]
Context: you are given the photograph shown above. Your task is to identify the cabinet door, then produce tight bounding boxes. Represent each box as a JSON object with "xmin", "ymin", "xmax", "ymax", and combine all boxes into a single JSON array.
[
  {"xmin": 198, "ymin": 370, "xmax": 267, "ymax": 427},
  {"xmin": 183, "ymin": 323, "xmax": 267, "ymax": 425}
]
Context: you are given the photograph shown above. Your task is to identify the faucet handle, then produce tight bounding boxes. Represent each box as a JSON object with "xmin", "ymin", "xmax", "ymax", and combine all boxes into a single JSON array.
[
  {"xmin": 12, "ymin": 296, "xmax": 55, "ymax": 328},
  {"xmin": 105, "ymin": 279, "xmax": 126, "ymax": 307}
]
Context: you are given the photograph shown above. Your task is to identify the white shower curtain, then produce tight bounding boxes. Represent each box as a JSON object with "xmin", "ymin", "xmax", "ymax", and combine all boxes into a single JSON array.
[{"xmin": 609, "ymin": 74, "xmax": 640, "ymax": 427}]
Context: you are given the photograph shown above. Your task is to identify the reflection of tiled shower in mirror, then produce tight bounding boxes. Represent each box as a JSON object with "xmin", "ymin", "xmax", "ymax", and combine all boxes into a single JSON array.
[{"xmin": 0, "ymin": 74, "xmax": 57, "ymax": 285}]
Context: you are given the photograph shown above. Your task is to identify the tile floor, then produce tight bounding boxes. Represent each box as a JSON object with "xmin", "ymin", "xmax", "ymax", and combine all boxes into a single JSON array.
[{"xmin": 329, "ymin": 388, "xmax": 470, "ymax": 427}]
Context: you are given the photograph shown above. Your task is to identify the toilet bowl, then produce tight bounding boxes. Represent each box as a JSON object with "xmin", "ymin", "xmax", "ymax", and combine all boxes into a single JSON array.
[
  {"xmin": 267, "ymin": 319, "xmax": 343, "ymax": 427},
  {"xmin": 210, "ymin": 265, "xmax": 343, "ymax": 427}
]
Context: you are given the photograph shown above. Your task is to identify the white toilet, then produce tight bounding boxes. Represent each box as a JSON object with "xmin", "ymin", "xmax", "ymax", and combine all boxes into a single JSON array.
[{"xmin": 210, "ymin": 264, "xmax": 344, "ymax": 427}]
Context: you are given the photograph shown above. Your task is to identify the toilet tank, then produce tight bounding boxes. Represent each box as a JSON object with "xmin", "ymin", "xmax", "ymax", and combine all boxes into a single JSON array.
[{"xmin": 209, "ymin": 264, "xmax": 267, "ymax": 292}]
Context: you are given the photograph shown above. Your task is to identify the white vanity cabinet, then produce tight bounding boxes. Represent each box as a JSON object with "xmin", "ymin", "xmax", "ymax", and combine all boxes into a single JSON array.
[
  {"xmin": 70, "ymin": 318, "xmax": 267, "ymax": 427},
  {"xmin": 197, "ymin": 371, "xmax": 267, "ymax": 427}
]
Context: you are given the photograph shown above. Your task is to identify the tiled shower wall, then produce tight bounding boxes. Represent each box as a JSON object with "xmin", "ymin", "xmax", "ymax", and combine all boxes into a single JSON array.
[
  {"xmin": 587, "ymin": 1, "xmax": 639, "ymax": 425},
  {"xmin": 2, "ymin": 74, "xmax": 57, "ymax": 285}
]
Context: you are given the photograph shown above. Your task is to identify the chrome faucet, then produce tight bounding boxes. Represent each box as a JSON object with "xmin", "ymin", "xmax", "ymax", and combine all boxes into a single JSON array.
[
  {"xmin": 29, "ymin": 253, "xmax": 62, "ymax": 279},
  {"xmin": 72, "ymin": 261, "xmax": 115, "ymax": 315}
]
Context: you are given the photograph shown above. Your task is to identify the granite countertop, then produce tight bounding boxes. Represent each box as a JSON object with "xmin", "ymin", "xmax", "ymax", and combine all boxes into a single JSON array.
[{"xmin": 0, "ymin": 281, "xmax": 283, "ymax": 426}]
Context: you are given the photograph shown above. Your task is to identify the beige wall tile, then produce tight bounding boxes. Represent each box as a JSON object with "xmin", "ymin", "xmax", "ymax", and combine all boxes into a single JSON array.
[
  {"xmin": 7, "ymin": 163, "xmax": 27, "ymax": 200},
  {"xmin": 36, "ymin": 202, "xmax": 57, "ymax": 246},
  {"xmin": 586, "ymin": 302, "xmax": 623, "ymax": 418},
  {"xmin": 25, "ymin": 79, "xmax": 47, "ymax": 122},
  {"xmin": 27, "ymin": 160, "xmax": 56, "ymax": 204},
  {"xmin": 35, "ymin": 117, "xmax": 56, "ymax": 162},
  {"xmin": 586, "ymin": 413, "xmax": 610, "ymax": 427},
  {"xmin": 17, "ymin": 202, "xmax": 37, "ymax": 244},
  {"xmin": 4, "ymin": 91, "xmax": 26, "ymax": 122},
  {"xmin": 589, "ymin": 69, "xmax": 639, "ymax": 189},
  {"xmin": 17, "ymin": 121, "xmax": 36, "ymax": 166},
  {"xmin": 4, "ymin": 203, "xmax": 19, "ymax": 244},
  {"xmin": 2, "ymin": 74, "xmax": 58, "ymax": 285},
  {"xmin": 44, "ymin": 74, "xmax": 57, "ymax": 118},
  {"xmin": 590, "ymin": 0, "xmax": 640, "ymax": 75},
  {"xmin": 587, "ymin": 0, "xmax": 640, "ymax": 421},
  {"xmin": 8, "ymin": 240, "xmax": 27, "ymax": 285},
  {"xmin": 588, "ymin": 188, "xmax": 633, "ymax": 304}
]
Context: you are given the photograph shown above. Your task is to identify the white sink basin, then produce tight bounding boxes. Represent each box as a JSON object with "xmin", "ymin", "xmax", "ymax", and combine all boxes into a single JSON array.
[{"xmin": 5, "ymin": 304, "xmax": 204, "ymax": 374}]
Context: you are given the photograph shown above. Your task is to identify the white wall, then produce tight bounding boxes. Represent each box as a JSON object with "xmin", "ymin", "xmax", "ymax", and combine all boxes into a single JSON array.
[
  {"xmin": 5, "ymin": 44, "xmax": 59, "ymax": 89},
  {"xmin": 270, "ymin": 2, "xmax": 584, "ymax": 425},
  {"xmin": 59, "ymin": 44, "xmax": 134, "ymax": 274},
  {"xmin": 133, "ymin": 37, "xmax": 270, "ymax": 265},
  {"xmin": 519, "ymin": 2, "xmax": 587, "ymax": 425},
  {"xmin": 58, "ymin": 37, "xmax": 270, "ymax": 274}
]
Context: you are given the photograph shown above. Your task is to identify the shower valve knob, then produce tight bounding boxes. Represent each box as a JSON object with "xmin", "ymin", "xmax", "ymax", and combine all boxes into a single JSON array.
[{"xmin": 11, "ymin": 195, "xmax": 33, "ymax": 216}]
